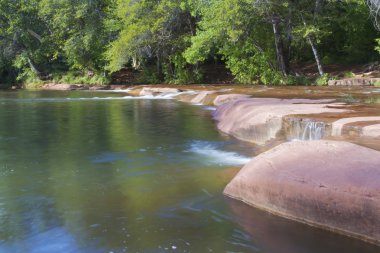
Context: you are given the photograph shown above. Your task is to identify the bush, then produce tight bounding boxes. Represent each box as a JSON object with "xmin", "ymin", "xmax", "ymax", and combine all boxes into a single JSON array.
[
  {"xmin": 343, "ymin": 71, "xmax": 355, "ymax": 78},
  {"xmin": 52, "ymin": 71, "xmax": 110, "ymax": 85},
  {"xmin": 315, "ymin": 74, "xmax": 330, "ymax": 86},
  {"xmin": 286, "ymin": 75, "xmax": 312, "ymax": 86}
]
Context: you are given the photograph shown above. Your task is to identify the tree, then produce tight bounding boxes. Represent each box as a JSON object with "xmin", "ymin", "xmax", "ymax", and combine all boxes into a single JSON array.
[
  {"xmin": 39, "ymin": 0, "xmax": 112, "ymax": 71},
  {"xmin": 0, "ymin": 0, "xmax": 52, "ymax": 82},
  {"xmin": 105, "ymin": 0, "xmax": 198, "ymax": 83}
]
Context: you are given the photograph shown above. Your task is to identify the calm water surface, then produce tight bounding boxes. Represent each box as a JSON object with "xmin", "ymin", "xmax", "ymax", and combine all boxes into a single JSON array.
[{"xmin": 0, "ymin": 91, "xmax": 378, "ymax": 253}]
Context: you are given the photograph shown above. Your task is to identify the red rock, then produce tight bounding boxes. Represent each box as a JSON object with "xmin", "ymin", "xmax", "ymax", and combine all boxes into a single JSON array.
[
  {"xmin": 363, "ymin": 124, "xmax": 380, "ymax": 138},
  {"xmin": 224, "ymin": 140, "xmax": 380, "ymax": 245},
  {"xmin": 139, "ymin": 87, "xmax": 180, "ymax": 96},
  {"xmin": 213, "ymin": 94, "xmax": 251, "ymax": 106},
  {"xmin": 190, "ymin": 91, "xmax": 217, "ymax": 104},
  {"xmin": 214, "ymin": 98, "xmax": 345, "ymax": 145},
  {"xmin": 332, "ymin": 117, "xmax": 380, "ymax": 137}
]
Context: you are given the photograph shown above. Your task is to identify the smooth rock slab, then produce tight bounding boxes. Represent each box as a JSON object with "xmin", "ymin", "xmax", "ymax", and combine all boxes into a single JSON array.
[
  {"xmin": 332, "ymin": 117, "xmax": 380, "ymax": 137},
  {"xmin": 224, "ymin": 140, "xmax": 380, "ymax": 244},
  {"xmin": 139, "ymin": 87, "xmax": 180, "ymax": 96},
  {"xmin": 363, "ymin": 124, "xmax": 380, "ymax": 138},
  {"xmin": 213, "ymin": 94, "xmax": 251, "ymax": 106},
  {"xmin": 214, "ymin": 98, "xmax": 344, "ymax": 145},
  {"xmin": 190, "ymin": 91, "xmax": 218, "ymax": 104}
]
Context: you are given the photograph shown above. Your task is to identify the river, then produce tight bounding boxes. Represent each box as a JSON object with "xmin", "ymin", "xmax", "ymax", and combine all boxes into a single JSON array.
[{"xmin": 0, "ymin": 90, "xmax": 378, "ymax": 253}]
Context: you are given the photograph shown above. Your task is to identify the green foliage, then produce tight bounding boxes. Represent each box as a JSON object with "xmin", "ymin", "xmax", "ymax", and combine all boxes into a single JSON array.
[
  {"xmin": 165, "ymin": 54, "xmax": 202, "ymax": 84},
  {"xmin": 54, "ymin": 72, "xmax": 110, "ymax": 85},
  {"xmin": 315, "ymin": 74, "xmax": 330, "ymax": 86},
  {"xmin": 0, "ymin": 0, "xmax": 379, "ymax": 85},
  {"xmin": 375, "ymin": 80, "xmax": 380, "ymax": 87},
  {"xmin": 343, "ymin": 72, "xmax": 355, "ymax": 78},
  {"xmin": 285, "ymin": 75, "xmax": 312, "ymax": 86},
  {"xmin": 12, "ymin": 54, "xmax": 43, "ymax": 85}
]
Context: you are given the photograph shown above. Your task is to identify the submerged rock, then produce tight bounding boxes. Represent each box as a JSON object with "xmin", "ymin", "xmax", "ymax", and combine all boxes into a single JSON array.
[
  {"xmin": 214, "ymin": 98, "xmax": 345, "ymax": 145},
  {"xmin": 224, "ymin": 140, "xmax": 380, "ymax": 245}
]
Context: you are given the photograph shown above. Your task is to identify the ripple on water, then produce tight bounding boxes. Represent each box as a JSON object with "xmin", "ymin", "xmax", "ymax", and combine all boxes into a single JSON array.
[
  {"xmin": 90, "ymin": 152, "xmax": 126, "ymax": 164},
  {"xmin": 187, "ymin": 141, "xmax": 251, "ymax": 166}
]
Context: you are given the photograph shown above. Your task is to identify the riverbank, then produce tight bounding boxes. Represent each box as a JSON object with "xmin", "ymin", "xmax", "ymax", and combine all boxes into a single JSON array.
[{"xmin": 112, "ymin": 86, "xmax": 380, "ymax": 246}]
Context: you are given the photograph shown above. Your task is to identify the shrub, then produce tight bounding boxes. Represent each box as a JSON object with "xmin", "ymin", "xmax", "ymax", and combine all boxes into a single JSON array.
[{"xmin": 315, "ymin": 74, "xmax": 330, "ymax": 86}]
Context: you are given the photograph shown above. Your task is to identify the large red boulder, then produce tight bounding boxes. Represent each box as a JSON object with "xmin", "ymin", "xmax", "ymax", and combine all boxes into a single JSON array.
[{"xmin": 224, "ymin": 140, "xmax": 380, "ymax": 245}]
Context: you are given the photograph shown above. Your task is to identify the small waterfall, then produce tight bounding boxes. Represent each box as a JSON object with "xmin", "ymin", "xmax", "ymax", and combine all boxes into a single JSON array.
[{"xmin": 285, "ymin": 118, "xmax": 327, "ymax": 141}]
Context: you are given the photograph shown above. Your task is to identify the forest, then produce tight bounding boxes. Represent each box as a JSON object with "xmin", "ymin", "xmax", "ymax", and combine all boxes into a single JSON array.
[{"xmin": 0, "ymin": 0, "xmax": 380, "ymax": 86}]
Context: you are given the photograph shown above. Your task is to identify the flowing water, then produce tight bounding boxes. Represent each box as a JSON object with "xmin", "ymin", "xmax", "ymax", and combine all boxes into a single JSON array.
[
  {"xmin": 0, "ymin": 91, "xmax": 378, "ymax": 253},
  {"xmin": 285, "ymin": 118, "xmax": 327, "ymax": 141}
]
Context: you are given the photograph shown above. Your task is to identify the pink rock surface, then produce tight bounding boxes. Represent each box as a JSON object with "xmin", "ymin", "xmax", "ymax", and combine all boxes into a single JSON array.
[
  {"xmin": 139, "ymin": 87, "xmax": 180, "ymax": 96},
  {"xmin": 190, "ymin": 91, "xmax": 217, "ymax": 104},
  {"xmin": 362, "ymin": 124, "xmax": 380, "ymax": 138},
  {"xmin": 213, "ymin": 94, "xmax": 251, "ymax": 106},
  {"xmin": 224, "ymin": 140, "xmax": 380, "ymax": 244},
  {"xmin": 332, "ymin": 117, "xmax": 380, "ymax": 137},
  {"xmin": 214, "ymin": 98, "xmax": 345, "ymax": 145}
]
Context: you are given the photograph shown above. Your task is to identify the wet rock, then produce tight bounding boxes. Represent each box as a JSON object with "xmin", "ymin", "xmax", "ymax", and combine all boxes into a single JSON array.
[
  {"xmin": 89, "ymin": 85, "xmax": 110, "ymax": 90},
  {"xmin": 190, "ymin": 91, "xmax": 218, "ymax": 104},
  {"xmin": 224, "ymin": 140, "xmax": 380, "ymax": 245},
  {"xmin": 213, "ymin": 94, "xmax": 251, "ymax": 106},
  {"xmin": 175, "ymin": 92, "xmax": 198, "ymax": 103},
  {"xmin": 42, "ymin": 83, "xmax": 89, "ymax": 90},
  {"xmin": 139, "ymin": 87, "xmax": 180, "ymax": 96},
  {"xmin": 332, "ymin": 117, "xmax": 380, "ymax": 137},
  {"xmin": 214, "ymin": 98, "xmax": 345, "ymax": 145}
]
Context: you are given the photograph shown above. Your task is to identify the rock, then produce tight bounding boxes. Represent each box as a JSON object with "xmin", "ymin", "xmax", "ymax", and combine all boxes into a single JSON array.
[
  {"xmin": 213, "ymin": 94, "xmax": 251, "ymax": 106},
  {"xmin": 227, "ymin": 198, "xmax": 379, "ymax": 253},
  {"xmin": 362, "ymin": 124, "xmax": 380, "ymax": 138},
  {"xmin": 190, "ymin": 91, "xmax": 218, "ymax": 104},
  {"xmin": 175, "ymin": 92, "xmax": 198, "ymax": 103},
  {"xmin": 224, "ymin": 140, "xmax": 380, "ymax": 245},
  {"xmin": 89, "ymin": 85, "xmax": 110, "ymax": 90},
  {"xmin": 139, "ymin": 87, "xmax": 180, "ymax": 96},
  {"xmin": 328, "ymin": 78, "xmax": 380, "ymax": 86},
  {"xmin": 332, "ymin": 117, "xmax": 380, "ymax": 137},
  {"xmin": 42, "ymin": 83, "xmax": 89, "ymax": 90},
  {"xmin": 214, "ymin": 98, "xmax": 345, "ymax": 145}
]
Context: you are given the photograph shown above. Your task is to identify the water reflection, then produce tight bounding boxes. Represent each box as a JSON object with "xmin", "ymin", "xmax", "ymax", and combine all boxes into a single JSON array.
[
  {"xmin": 227, "ymin": 198, "xmax": 380, "ymax": 253},
  {"xmin": 0, "ymin": 91, "xmax": 378, "ymax": 253}
]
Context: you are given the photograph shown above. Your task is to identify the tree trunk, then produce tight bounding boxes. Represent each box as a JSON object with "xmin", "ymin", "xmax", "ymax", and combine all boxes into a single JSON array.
[
  {"xmin": 27, "ymin": 57, "xmax": 41, "ymax": 76},
  {"xmin": 271, "ymin": 16, "xmax": 288, "ymax": 76},
  {"xmin": 301, "ymin": 15, "xmax": 324, "ymax": 76},
  {"xmin": 132, "ymin": 56, "xmax": 139, "ymax": 69},
  {"xmin": 308, "ymin": 37, "xmax": 324, "ymax": 76},
  {"xmin": 286, "ymin": 7, "xmax": 293, "ymax": 73}
]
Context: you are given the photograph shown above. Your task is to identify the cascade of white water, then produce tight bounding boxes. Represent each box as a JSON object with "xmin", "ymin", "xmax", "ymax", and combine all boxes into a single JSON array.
[
  {"xmin": 287, "ymin": 119, "xmax": 326, "ymax": 141},
  {"xmin": 301, "ymin": 121, "xmax": 326, "ymax": 140}
]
